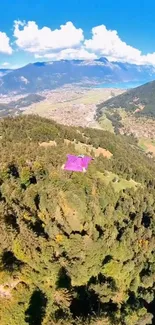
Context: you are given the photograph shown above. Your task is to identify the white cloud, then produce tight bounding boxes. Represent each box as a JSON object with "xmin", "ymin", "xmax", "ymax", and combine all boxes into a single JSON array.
[
  {"xmin": 142, "ymin": 53, "xmax": 155, "ymax": 66},
  {"xmin": 35, "ymin": 48, "xmax": 97, "ymax": 60},
  {"xmin": 13, "ymin": 20, "xmax": 84, "ymax": 53},
  {"xmin": 0, "ymin": 32, "xmax": 12, "ymax": 54},
  {"xmin": 20, "ymin": 76, "xmax": 29, "ymax": 84},
  {"xmin": 84, "ymin": 25, "xmax": 155, "ymax": 65},
  {"xmin": 1, "ymin": 62, "xmax": 9, "ymax": 66},
  {"xmin": 84, "ymin": 25, "xmax": 143, "ymax": 64},
  {"xmin": 12, "ymin": 21, "xmax": 155, "ymax": 66}
]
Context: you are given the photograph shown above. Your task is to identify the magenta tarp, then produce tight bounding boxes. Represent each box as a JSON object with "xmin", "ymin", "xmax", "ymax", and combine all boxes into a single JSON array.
[{"xmin": 63, "ymin": 154, "xmax": 92, "ymax": 172}]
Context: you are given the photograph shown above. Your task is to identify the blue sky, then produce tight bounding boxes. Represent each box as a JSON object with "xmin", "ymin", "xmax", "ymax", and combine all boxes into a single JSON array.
[{"xmin": 0, "ymin": 0, "xmax": 155, "ymax": 68}]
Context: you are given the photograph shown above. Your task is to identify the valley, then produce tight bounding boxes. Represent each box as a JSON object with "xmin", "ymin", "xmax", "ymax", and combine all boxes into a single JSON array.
[
  {"xmin": 22, "ymin": 87, "xmax": 124, "ymax": 127},
  {"xmin": 2, "ymin": 79, "xmax": 155, "ymax": 157},
  {"xmin": 2, "ymin": 74, "xmax": 155, "ymax": 161},
  {"xmin": 0, "ymin": 86, "xmax": 124, "ymax": 127}
]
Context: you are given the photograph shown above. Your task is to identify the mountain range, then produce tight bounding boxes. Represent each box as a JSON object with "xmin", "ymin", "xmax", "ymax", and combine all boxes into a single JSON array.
[{"xmin": 1, "ymin": 57, "xmax": 155, "ymax": 94}]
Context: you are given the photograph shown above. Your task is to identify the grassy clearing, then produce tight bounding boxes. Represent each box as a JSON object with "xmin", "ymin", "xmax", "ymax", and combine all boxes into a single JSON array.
[
  {"xmin": 138, "ymin": 138, "xmax": 155, "ymax": 155},
  {"xmin": 138, "ymin": 139, "xmax": 148, "ymax": 151},
  {"xmin": 115, "ymin": 108, "xmax": 128, "ymax": 119},
  {"xmin": 99, "ymin": 114, "xmax": 114, "ymax": 133},
  {"xmin": 64, "ymin": 139, "xmax": 113, "ymax": 159},
  {"xmin": 23, "ymin": 102, "xmax": 57, "ymax": 115},
  {"xmin": 96, "ymin": 171, "xmax": 138, "ymax": 192},
  {"xmin": 74, "ymin": 91, "xmax": 110, "ymax": 105}
]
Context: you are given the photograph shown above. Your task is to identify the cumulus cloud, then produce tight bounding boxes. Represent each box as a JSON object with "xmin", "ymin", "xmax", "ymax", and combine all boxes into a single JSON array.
[
  {"xmin": 35, "ymin": 48, "xmax": 97, "ymax": 60},
  {"xmin": 12, "ymin": 20, "xmax": 155, "ymax": 66},
  {"xmin": 13, "ymin": 20, "xmax": 84, "ymax": 53},
  {"xmin": 142, "ymin": 53, "xmax": 155, "ymax": 66},
  {"xmin": 0, "ymin": 32, "xmax": 12, "ymax": 54},
  {"xmin": 85, "ymin": 25, "xmax": 155, "ymax": 65},
  {"xmin": 85, "ymin": 25, "xmax": 143, "ymax": 64}
]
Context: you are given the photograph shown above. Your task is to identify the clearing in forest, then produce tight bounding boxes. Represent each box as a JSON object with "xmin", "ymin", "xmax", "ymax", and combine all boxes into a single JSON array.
[
  {"xmin": 98, "ymin": 114, "xmax": 114, "ymax": 133},
  {"xmin": 97, "ymin": 171, "xmax": 139, "ymax": 192},
  {"xmin": 64, "ymin": 139, "xmax": 113, "ymax": 159},
  {"xmin": 39, "ymin": 138, "xmax": 113, "ymax": 159},
  {"xmin": 138, "ymin": 138, "xmax": 155, "ymax": 156},
  {"xmin": 39, "ymin": 140, "xmax": 57, "ymax": 147}
]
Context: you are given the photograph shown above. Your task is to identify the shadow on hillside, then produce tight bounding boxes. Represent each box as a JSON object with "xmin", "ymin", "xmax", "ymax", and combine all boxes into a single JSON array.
[
  {"xmin": 1, "ymin": 251, "xmax": 23, "ymax": 272},
  {"xmin": 25, "ymin": 289, "xmax": 47, "ymax": 325},
  {"xmin": 70, "ymin": 284, "xmax": 117, "ymax": 320},
  {"xmin": 5, "ymin": 212, "xmax": 20, "ymax": 232},
  {"xmin": 56, "ymin": 267, "xmax": 71, "ymax": 289}
]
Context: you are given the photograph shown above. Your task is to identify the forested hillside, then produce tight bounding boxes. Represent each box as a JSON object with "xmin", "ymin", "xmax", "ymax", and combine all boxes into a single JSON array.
[
  {"xmin": 96, "ymin": 80, "xmax": 155, "ymax": 118},
  {"xmin": 0, "ymin": 116, "xmax": 154, "ymax": 325}
]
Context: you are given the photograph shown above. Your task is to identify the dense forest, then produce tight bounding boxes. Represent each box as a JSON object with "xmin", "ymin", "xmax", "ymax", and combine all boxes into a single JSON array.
[{"xmin": 0, "ymin": 115, "xmax": 154, "ymax": 325}]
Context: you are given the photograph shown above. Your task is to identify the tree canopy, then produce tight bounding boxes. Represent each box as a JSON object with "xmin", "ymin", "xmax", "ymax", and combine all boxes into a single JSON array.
[{"xmin": 0, "ymin": 115, "xmax": 154, "ymax": 325}]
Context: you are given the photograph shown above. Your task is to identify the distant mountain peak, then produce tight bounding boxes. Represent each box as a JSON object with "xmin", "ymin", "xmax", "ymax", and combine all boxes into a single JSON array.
[{"xmin": 96, "ymin": 57, "xmax": 109, "ymax": 63}]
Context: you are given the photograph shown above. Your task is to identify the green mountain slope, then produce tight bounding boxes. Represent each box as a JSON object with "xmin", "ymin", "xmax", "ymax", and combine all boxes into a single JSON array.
[
  {"xmin": 0, "ymin": 116, "xmax": 154, "ymax": 325},
  {"xmin": 97, "ymin": 80, "xmax": 155, "ymax": 118}
]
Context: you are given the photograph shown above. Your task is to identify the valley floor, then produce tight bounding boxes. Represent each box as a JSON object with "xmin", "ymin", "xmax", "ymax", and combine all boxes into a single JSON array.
[{"xmin": 22, "ymin": 86, "xmax": 124, "ymax": 128}]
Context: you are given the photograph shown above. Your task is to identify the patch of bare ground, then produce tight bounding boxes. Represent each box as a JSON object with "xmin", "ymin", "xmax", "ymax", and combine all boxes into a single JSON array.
[
  {"xmin": 0, "ymin": 279, "xmax": 21, "ymax": 299},
  {"xmin": 146, "ymin": 143, "xmax": 155, "ymax": 155},
  {"xmin": 39, "ymin": 140, "xmax": 57, "ymax": 147},
  {"xmin": 95, "ymin": 147, "xmax": 113, "ymax": 158}
]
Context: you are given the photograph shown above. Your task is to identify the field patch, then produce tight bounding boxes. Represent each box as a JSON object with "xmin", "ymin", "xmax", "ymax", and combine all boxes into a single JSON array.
[
  {"xmin": 97, "ymin": 171, "xmax": 138, "ymax": 192},
  {"xmin": 138, "ymin": 138, "xmax": 155, "ymax": 156}
]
